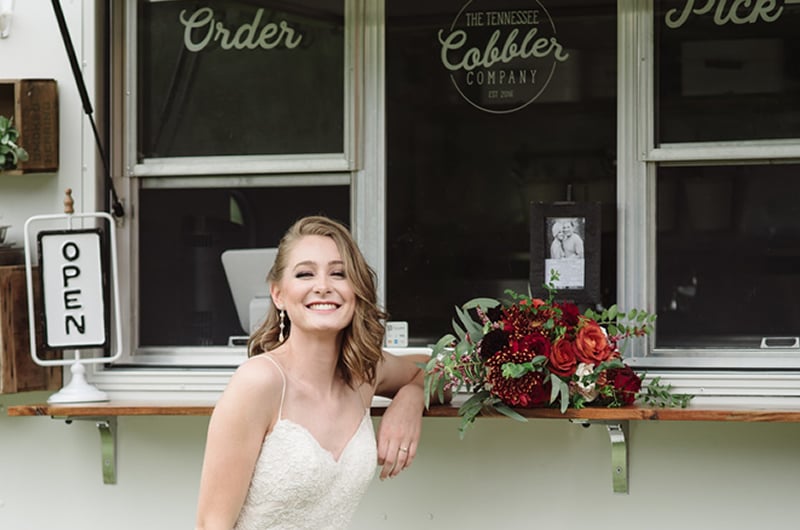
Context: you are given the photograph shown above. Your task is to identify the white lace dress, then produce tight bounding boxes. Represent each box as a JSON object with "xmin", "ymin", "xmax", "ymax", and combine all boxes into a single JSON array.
[{"xmin": 234, "ymin": 357, "xmax": 378, "ymax": 530}]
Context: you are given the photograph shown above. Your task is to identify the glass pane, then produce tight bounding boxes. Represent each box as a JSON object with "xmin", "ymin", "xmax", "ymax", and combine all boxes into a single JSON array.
[
  {"xmin": 655, "ymin": 0, "xmax": 800, "ymax": 143},
  {"xmin": 386, "ymin": 0, "xmax": 618, "ymax": 344},
  {"xmin": 138, "ymin": 186, "xmax": 349, "ymax": 346},
  {"xmin": 656, "ymin": 164, "xmax": 800, "ymax": 348},
  {"xmin": 137, "ymin": 0, "xmax": 344, "ymax": 158}
]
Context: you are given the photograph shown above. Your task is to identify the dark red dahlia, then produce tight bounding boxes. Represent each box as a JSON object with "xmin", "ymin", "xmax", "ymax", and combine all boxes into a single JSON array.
[
  {"xmin": 502, "ymin": 305, "xmax": 546, "ymax": 342},
  {"xmin": 486, "ymin": 305, "xmax": 504, "ymax": 323},
  {"xmin": 479, "ymin": 329, "xmax": 509, "ymax": 360},
  {"xmin": 484, "ymin": 342, "xmax": 551, "ymax": 408}
]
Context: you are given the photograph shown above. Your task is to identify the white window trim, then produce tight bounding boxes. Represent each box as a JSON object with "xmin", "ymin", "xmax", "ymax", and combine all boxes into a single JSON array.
[
  {"xmin": 87, "ymin": 0, "xmax": 800, "ymax": 403},
  {"xmin": 619, "ymin": 0, "xmax": 800, "ymax": 376},
  {"xmin": 122, "ymin": 0, "xmax": 361, "ymax": 178},
  {"xmin": 87, "ymin": 0, "xmax": 378, "ymax": 397}
]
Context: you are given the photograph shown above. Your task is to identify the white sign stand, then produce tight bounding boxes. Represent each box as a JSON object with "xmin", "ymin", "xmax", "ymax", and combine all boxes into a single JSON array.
[{"xmin": 23, "ymin": 190, "xmax": 123, "ymax": 404}]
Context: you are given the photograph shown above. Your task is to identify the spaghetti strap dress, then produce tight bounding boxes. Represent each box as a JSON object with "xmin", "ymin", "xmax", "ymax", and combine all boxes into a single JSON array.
[{"xmin": 234, "ymin": 355, "xmax": 378, "ymax": 530}]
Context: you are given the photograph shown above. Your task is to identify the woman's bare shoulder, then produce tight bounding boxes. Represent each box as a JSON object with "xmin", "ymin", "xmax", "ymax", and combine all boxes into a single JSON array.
[{"xmin": 223, "ymin": 355, "xmax": 285, "ymax": 404}]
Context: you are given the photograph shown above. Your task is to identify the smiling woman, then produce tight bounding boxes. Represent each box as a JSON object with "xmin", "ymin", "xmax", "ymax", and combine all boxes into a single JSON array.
[{"xmin": 195, "ymin": 215, "xmax": 434, "ymax": 530}]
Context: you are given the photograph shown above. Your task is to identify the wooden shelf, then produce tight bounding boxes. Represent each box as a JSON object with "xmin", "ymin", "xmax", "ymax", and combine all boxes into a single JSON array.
[
  {"xmin": 9, "ymin": 398, "xmax": 800, "ymax": 423},
  {"xmin": 10, "ymin": 396, "xmax": 800, "ymax": 491},
  {"xmin": 6, "ymin": 401, "xmax": 216, "ymax": 418}
]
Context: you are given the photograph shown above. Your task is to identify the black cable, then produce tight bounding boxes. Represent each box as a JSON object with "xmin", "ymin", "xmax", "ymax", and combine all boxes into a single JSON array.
[{"xmin": 51, "ymin": 0, "xmax": 125, "ymax": 219}]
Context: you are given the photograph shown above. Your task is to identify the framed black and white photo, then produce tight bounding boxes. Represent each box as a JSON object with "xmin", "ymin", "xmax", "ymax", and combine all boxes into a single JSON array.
[{"xmin": 530, "ymin": 201, "xmax": 601, "ymax": 305}]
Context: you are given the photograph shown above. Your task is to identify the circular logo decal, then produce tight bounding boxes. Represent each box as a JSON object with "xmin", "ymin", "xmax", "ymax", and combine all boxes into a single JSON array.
[{"xmin": 438, "ymin": 0, "xmax": 569, "ymax": 114}]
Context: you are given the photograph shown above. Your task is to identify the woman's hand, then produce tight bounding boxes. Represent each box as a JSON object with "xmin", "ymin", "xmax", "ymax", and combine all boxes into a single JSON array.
[
  {"xmin": 376, "ymin": 382, "xmax": 424, "ymax": 480},
  {"xmin": 373, "ymin": 353, "xmax": 428, "ymax": 480}
]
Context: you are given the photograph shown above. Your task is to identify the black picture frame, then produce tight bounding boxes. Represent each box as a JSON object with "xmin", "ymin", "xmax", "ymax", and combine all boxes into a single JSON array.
[{"xmin": 530, "ymin": 201, "xmax": 601, "ymax": 305}]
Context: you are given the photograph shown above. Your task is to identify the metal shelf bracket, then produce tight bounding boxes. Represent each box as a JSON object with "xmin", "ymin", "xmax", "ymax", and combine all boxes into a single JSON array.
[
  {"xmin": 571, "ymin": 419, "xmax": 629, "ymax": 494},
  {"xmin": 61, "ymin": 416, "xmax": 117, "ymax": 485}
]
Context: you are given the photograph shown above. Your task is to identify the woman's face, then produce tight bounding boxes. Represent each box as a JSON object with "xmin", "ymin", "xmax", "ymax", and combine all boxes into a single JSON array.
[{"xmin": 271, "ymin": 235, "xmax": 356, "ymax": 338}]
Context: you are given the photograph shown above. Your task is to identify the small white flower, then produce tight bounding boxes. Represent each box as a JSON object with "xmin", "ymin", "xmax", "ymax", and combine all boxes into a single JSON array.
[{"xmin": 575, "ymin": 362, "xmax": 599, "ymax": 402}]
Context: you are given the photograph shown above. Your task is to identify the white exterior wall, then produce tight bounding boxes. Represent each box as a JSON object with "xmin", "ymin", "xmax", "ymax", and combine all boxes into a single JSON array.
[
  {"xmin": 0, "ymin": 0, "xmax": 96, "ymax": 236},
  {"xmin": 2, "ymin": 390, "xmax": 800, "ymax": 529},
  {"xmin": 2, "ymin": 3, "xmax": 799, "ymax": 529}
]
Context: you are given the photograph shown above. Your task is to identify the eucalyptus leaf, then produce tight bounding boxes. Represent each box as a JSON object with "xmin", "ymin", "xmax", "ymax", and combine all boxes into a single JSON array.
[
  {"xmin": 559, "ymin": 380, "xmax": 570, "ymax": 412},
  {"xmin": 458, "ymin": 391, "xmax": 490, "ymax": 419},
  {"xmin": 423, "ymin": 371, "xmax": 433, "ymax": 409},
  {"xmin": 549, "ymin": 373, "xmax": 561, "ymax": 404},
  {"xmin": 455, "ymin": 305, "xmax": 483, "ymax": 342},
  {"xmin": 462, "ymin": 297, "xmax": 501, "ymax": 310},
  {"xmin": 432, "ymin": 333, "xmax": 456, "ymax": 354},
  {"xmin": 494, "ymin": 403, "xmax": 528, "ymax": 423},
  {"xmin": 451, "ymin": 316, "xmax": 466, "ymax": 342}
]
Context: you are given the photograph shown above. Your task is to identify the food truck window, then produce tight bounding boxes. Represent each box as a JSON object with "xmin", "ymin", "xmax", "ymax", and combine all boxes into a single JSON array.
[
  {"xmin": 643, "ymin": 1, "xmax": 800, "ymax": 361},
  {"xmin": 384, "ymin": 0, "xmax": 618, "ymax": 344},
  {"xmin": 655, "ymin": 0, "xmax": 800, "ymax": 143},
  {"xmin": 656, "ymin": 163, "xmax": 800, "ymax": 350},
  {"xmin": 138, "ymin": 185, "xmax": 350, "ymax": 347},
  {"xmin": 128, "ymin": 0, "xmax": 353, "ymax": 354},
  {"xmin": 137, "ymin": 0, "xmax": 345, "ymax": 158}
]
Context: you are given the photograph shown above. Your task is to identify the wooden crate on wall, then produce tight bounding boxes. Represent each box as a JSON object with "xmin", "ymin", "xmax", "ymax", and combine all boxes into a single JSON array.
[
  {"xmin": 0, "ymin": 265, "xmax": 61, "ymax": 394},
  {"xmin": 0, "ymin": 79, "xmax": 59, "ymax": 174}
]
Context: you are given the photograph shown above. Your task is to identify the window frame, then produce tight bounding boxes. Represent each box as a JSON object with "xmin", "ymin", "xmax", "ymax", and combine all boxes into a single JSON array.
[
  {"xmin": 619, "ymin": 0, "xmax": 800, "ymax": 370},
  {"xmin": 96, "ymin": 0, "xmax": 379, "ymax": 373},
  {"xmin": 87, "ymin": 0, "xmax": 800, "ymax": 400},
  {"xmin": 124, "ymin": 0, "xmax": 361, "ymax": 177}
]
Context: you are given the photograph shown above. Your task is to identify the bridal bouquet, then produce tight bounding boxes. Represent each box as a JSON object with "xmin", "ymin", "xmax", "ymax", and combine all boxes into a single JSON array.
[{"xmin": 423, "ymin": 274, "xmax": 692, "ymax": 437}]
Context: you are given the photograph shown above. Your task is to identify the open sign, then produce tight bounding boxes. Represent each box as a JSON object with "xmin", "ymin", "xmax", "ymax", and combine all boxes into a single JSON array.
[{"xmin": 38, "ymin": 229, "xmax": 107, "ymax": 348}]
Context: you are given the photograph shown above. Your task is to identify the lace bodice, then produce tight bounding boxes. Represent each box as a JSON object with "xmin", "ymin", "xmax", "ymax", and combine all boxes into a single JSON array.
[{"xmin": 234, "ymin": 358, "xmax": 377, "ymax": 530}]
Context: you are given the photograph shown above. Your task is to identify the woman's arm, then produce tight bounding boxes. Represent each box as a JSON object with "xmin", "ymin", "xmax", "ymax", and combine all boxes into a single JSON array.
[
  {"xmin": 373, "ymin": 352, "xmax": 451, "ymax": 480},
  {"xmin": 195, "ymin": 358, "xmax": 281, "ymax": 530}
]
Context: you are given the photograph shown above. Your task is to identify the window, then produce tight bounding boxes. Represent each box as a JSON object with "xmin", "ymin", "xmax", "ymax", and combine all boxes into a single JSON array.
[
  {"xmin": 623, "ymin": 0, "xmax": 800, "ymax": 368},
  {"xmin": 111, "ymin": 0, "xmax": 359, "ymax": 365},
  {"xmin": 138, "ymin": 184, "xmax": 350, "ymax": 348},
  {"xmin": 385, "ymin": 0, "xmax": 619, "ymax": 344},
  {"xmin": 655, "ymin": 0, "xmax": 800, "ymax": 143},
  {"xmin": 99, "ymin": 0, "xmax": 800, "ymax": 392},
  {"xmin": 656, "ymin": 163, "xmax": 800, "ymax": 351},
  {"xmin": 135, "ymin": 0, "xmax": 350, "ymax": 164}
]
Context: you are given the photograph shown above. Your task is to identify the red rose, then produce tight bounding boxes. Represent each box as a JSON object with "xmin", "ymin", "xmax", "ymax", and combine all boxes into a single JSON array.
[
  {"xmin": 548, "ymin": 338, "xmax": 578, "ymax": 378},
  {"xmin": 519, "ymin": 332, "xmax": 551, "ymax": 358},
  {"xmin": 558, "ymin": 302, "xmax": 581, "ymax": 327},
  {"xmin": 605, "ymin": 365, "xmax": 642, "ymax": 405},
  {"xmin": 575, "ymin": 321, "xmax": 614, "ymax": 365}
]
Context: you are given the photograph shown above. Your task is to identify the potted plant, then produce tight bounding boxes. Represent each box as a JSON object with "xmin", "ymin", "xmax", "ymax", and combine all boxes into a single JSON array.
[{"xmin": 0, "ymin": 115, "xmax": 29, "ymax": 171}]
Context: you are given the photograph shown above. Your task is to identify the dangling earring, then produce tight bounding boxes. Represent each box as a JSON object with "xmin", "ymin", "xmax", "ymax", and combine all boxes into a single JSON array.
[{"xmin": 278, "ymin": 309, "xmax": 286, "ymax": 343}]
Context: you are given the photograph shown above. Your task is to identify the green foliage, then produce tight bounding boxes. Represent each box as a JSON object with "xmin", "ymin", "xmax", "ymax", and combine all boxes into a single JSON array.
[
  {"xmin": 0, "ymin": 115, "xmax": 29, "ymax": 170},
  {"xmin": 637, "ymin": 376, "xmax": 693, "ymax": 408},
  {"xmin": 423, "ymin": 270, "xmax": 693, "ymax": 437}
]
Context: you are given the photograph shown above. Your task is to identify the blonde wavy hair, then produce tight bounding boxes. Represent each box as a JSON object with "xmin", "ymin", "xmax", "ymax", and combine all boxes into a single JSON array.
[{"xmin": 247, "ymin": 216, "xmax": 387, "ymax": 388}]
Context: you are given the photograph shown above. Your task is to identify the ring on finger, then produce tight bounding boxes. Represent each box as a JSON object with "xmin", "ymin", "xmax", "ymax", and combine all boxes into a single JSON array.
[{"xmin": 399, "ymin": 446, "xmax": 409, "ymax": 452}]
